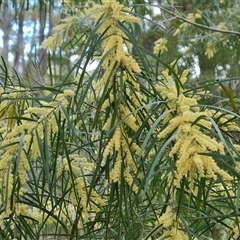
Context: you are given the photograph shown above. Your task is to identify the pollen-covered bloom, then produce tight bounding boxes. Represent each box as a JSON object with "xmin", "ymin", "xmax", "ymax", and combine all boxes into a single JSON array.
[
  {"xmin": 216, "ymin": 22, "xmax": 228, "ymax": 30},
  {"xmin": 157, "ymin": 69, "xmax": 233, "ymax": 187},
  {"xmin": 205, "ymin": 41, "xmax": 216, "ymax": 59},
  {"xmin": 154, "ymin": 38, "xmax": 168, "ymax": 54},
  {"xmin": 86, "ymin": 0, "xmax": 139, "ymax": 35},
  {"xmin": 40, "ymin": 17, "xmax": 78, "ymax": 51},
  {"xmin": 104, "ymin": 125, "xmax": 140, "ymax": 192},
  {"xmin": 173, "ymin": 10, "xmax": 201, "ymax": 37},
  {"xmin": 187, "ymin": 10, "xmax": 202, "ymax": 22},
  {"xmin": 57, "ymin": 154, "xmax": 105, "ymax": 221},
  {"xmin": 85, "ymin": 0, "xmax": 141, "ymax": 92},
  {"xmin": 156, "ymin": 206, "xmax": 188, "ymax": 240},
  {"xmin": 80, "ymin": 0, "xmax": 142, "ymax": 193},
  {"xmin": 232, "ymin": 224, "xmax": 240, "ymax": 240}
]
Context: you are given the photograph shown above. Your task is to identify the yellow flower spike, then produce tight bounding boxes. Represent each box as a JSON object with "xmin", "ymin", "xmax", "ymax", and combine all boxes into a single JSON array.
[
  {"xmin": 216, "ymin": 22, "xmax": 228, "ymax": 30},
  {"xmin": 232, "ymin": 224, "xmax": 240, "ymax": 240},
  {"xmin": 124, "ymin": 147, "xmax": 138, "ymax": 173},
  {"xmin": 157, "ymin": 67, "xmax": 234, "ymax": 187},
  {"xmin": 40, "ymin": 16, "xmax": 78, "ymax": 51},
  {"xmin": 113, "ymin": 127, "xmax": 122, "ymax": 151},
  {"xmin": 18, "ymin": 156, "xmax": 30, "ymax": 185},
  {"xmin": 0, "ymin": 86, "xmax": 4, "ymax": 95},
  {"xmin": 157, "ymin": 206, "xmax": 174, "ymax": 228},
  {"xmin": 85, "ymin": 0, "xmax": 141, "ymax": 95},
  {"xmin": 178, "ymin": 136, "xmax": 193, "ymax": 156},
  {"xmin": 121, "ymin": 54, "xmax": 141, "ymax": 74},
  {"xmin": 40, "ymin": 35, "xmax": 58, "ymax": 52},
  {"xmin": 101, "ymin": 94, "xmax": 114, "ymax": 111},
  {"xmin": 169, "ymin": 135, "xmax": 187, "ymax": 157},
  {"xmin": 174, "ymin": 155, "xmax": 193, "ymax": 182},
  {"xmin": 103, "ymin": 127, "xmax": 123, "ymax": 158},
  {"xmin": 187, "ymin": 13, "xmax": 195, "ymax": 22},
  {"xmin": 177, "ymin": 94, "xmax": 197, "ymax": 108},
  {"xmin": 110, "ymin": 155, "xmax": 122, "ymax": 183},
  {"xmin": 153, "ymin": 38, "xmax": 168, "ymax": 54},
  {"xmin": 193, "ymin": 129, "xmax": 224, "ymax": 153},
  {"xmin": 185, "ymin": 11, "xmax": 201, "ymax": 23},
  {"xmin": 63, "ymin": 89, "xmax": 75, "ymax": 97},
  {"xmin": 157, "ymin": 206, "xmax": 189, "ymax": 240},
  {"xmin": 86, "ymin": 0, "xmax": 139, "ymax": 34},
  {"xmin": 129, "ymin": 139, "xmax": 141, "ymax": 154},
  {"xmin": 104, "ymin": 127, "xmax": 122, "ymax": 156},
  {"xmin": 180, "ymin": 70, "xmax": 188, "ymax": 84},
  {"xmin": 158, "ymin": 117, "xmax": 180, "ymax": 139},
  {"xmin": 205, "ymin": 41, "xmax": 216, "ymax": 59},
  {"xmin": 102, "ymin": 114, "xmax": 113, "ymax": 131},
  {"xmin": 193, "ymin": 154, "xmax": 204, "ymax": 176},
  {"xmin": 103, "ymin": 142, "xmax": 113, "ymax": 158},
  {"xmin": 124, "ymin": 169, "xmax": 138, "ymax": 193},
  {"xmin": 119, "ymin": 105, "xmax": 138, "ymax": 131},
  {"xmin": 195, "ymin": 10, "xmax": 202, "ymax": 19}
]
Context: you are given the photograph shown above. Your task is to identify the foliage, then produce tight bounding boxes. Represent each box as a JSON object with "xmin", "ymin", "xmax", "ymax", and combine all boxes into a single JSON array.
[{"xmin": 0, "ymin": 0, "xmax": 240, "ymax": 239}]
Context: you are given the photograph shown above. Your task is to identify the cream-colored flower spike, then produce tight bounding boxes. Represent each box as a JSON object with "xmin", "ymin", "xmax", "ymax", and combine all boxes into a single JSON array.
[
  {"xmin": 84, "ymin": 0, "xmax": 142, "ymax": 192},
  {"xmin": 86, "ymin": 0, "xmax": 141, "ymax": 93},
  {"xmin": 156, "ymin": 206, "xmax": 188, "ymax": 240},
  {"xmin": 156, "ymin": 69, "xmax": 232, "ymax": 187},
  {"xmin": 154, "ymin": 38, "xmax": 168, "ymax": 54}
]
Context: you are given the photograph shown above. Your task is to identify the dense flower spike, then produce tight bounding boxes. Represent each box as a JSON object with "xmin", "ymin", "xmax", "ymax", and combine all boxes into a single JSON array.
[
  {"xmin": 40, "ymin": 17, "xmax": 78, "ymax": 51},
  {"xmin": 153, "ymin": 38, "xmax": 168, "ymax": 54},
  {"xmin": 157, "ymin": 206, "xmax": 188, "ymax": 240},
  {"xmin": 156, "ymin": 69, "xmax": 232, "ymax": 186},
  {"xmin": 232, "ymin": 224, "xmax": 240, "ymax": 240},
  {"xmin": 85, "ymin": 0, "xmax": 142, "ymax": 191},
  {"xmin": 86, "ymin": 0, "xmax": 141, "ymax": 92}
]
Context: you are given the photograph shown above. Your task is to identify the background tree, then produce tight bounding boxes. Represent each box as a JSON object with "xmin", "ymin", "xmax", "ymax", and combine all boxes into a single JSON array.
[{"xmin": 1, "ymin": 0, "xmax": 11, "ymax": 65}]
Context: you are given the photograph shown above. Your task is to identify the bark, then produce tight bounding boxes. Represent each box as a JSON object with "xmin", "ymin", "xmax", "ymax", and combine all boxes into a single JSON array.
[
  {"xmin": 38, "ymin": 2, "xmax": 48, "ymax": 83},
  {"xmin": 14, "ymin": 2, "xmax": 25, "ymax": 72},
  {"xmin": 1, "ymin": 0, "xmax": 11, "ymax": 64}
]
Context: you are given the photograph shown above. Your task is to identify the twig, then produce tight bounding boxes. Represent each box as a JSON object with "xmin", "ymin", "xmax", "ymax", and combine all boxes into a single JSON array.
[{"xmin": 160, "ymin": 7, "xmax": 240, "ymax": 37}]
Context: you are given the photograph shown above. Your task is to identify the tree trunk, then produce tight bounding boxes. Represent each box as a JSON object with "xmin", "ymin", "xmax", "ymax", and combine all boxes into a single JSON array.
[
  {"xmin": 14, "ymin": 2, "xmax": 25, "ymax": 72},
  {"xmin": 2, "ymin": 0, "xmax": 11, "ymax": 64},
  {"xmin": 38, "ymin": 2, "xmax": 48, "ymax": 83}
]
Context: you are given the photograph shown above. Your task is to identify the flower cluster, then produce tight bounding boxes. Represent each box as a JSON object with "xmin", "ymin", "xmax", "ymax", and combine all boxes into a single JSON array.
[
  {"xmin": 154, "ymin": 38, "xmax": 168, "ymax": 54},
  {"xmin": 84, "ymin": 0, "xmax": 142, "ymax": 191},
  {"xmin": 205, "ymin": 41, "xmax": 217, "ymax": 59},
  {"xmin": 156, "ymin": 69, "xmax": 232, "ymax": 187},
  {"xmin": 232, "ymin": 223, "xmax": 240, "ymax": 240},
  {"xmin": 173, "ymin": 10, "xmax": 202, "ymax": 37},
  {"xmin": 86, "ymin": 0, "xmax": 141, "ymax": 91},
  {"xmin": 40, "ymin": 17, "xmax": 78, "ymax": 51},
  {"xmin": 156, "ymin": 206, "xmax": 188, "ymax": 240},
  {"xmin": 57, "ymin": 154, "xmax": 105, "ymax": 221},
  {"xmin": 0, "ymin": 88, "xmax": 105, "ymax": 228}
]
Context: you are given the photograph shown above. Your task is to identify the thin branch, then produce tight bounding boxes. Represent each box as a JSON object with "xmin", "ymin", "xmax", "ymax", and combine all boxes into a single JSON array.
[{"xmin": 160, "ymin": 7, "xmax": 240, "ymax": 37}]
